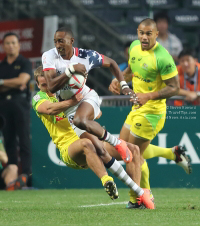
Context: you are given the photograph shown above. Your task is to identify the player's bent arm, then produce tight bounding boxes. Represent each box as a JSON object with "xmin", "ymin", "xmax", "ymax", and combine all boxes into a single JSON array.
[
  {"xmin": 103, "ymin": 56, "xmax": 134, "ymax": 95},
  {"xmin": 0, "ymin": 150, "xmax": 8, "ymax": 164},
  {"xmin": 37, "ymin": 98, "xmax": 80, "ymax": 115},
  {"xmin": 44, "ymin": 69, "xmax": 70, "ymax": 93},
  {"xmin": 123, "ymin": 65, "xmax": 132, "ymax": 83},
  {"xmin": 103, "ymin": 56, "xmax": 125, "ymax": 83},
  {"xmin": 0, "ymin": 73, "xmax": 30, "ymax": 89},
  {"xmin": 148, "ymin": 75, "xmax": 180, "ymax": 100}
]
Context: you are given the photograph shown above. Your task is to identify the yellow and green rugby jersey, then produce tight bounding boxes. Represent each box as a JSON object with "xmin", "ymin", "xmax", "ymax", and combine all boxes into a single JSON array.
[
  {"xmin": 128, "ymin": 40, "xmax": 178, "ymax": 114},
  {"xmin": 32, "ymin": 91, "xmax": 79, "ymax": 151}
]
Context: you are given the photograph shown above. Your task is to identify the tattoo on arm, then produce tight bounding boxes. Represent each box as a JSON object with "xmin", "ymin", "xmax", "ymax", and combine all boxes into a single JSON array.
[{"xmin": 157, "ymin": 75, "xmax": 180, "ymax": 99}]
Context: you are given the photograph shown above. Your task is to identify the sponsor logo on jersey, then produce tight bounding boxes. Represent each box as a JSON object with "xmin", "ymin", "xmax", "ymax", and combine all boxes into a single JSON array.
[{"xmin": 134, "ymin": 75, "xmax": 152, "ymax": 83}]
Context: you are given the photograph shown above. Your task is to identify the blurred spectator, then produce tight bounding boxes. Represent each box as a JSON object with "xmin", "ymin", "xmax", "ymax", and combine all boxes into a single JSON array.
[
  {"xmin": 154, "ymin": 12, "xmax": 183, "ymax": 63},
  {"xmin": 174, "ymin": 49, "xmax": 200, "ymax": 106},
  {"xmin": 119, "ymin": 41, "xmax": 131, "ymax": 72},
  {"xmin": 0, "ymin": 32, "xmax": 32, "ymax": 186},
  {"xmin": 0, "ymin": 114, "xmax": 27, "ymax": 190},
  {"xmin": 113, "ymin": 41, "xmax": 132, "ymax": 89}
]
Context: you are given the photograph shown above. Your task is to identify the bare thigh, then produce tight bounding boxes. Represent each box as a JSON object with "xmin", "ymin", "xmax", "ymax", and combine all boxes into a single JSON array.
[
  {"xmin": 67, "ymin": 139, "xmax": 88, "ymax": 166},
  {"xmin": 119, "ymin": 125, "xmax": 130, "ymax": 141}
]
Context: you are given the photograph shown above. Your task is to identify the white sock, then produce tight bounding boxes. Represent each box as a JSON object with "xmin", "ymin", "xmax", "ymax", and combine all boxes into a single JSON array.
[
  {"xmin": 106, "ymin": 158, "xmax": 144, "ymax": 196},
  {"xmin": 104, "ymin": 131, "xmax": 121, "ymax": 147}
]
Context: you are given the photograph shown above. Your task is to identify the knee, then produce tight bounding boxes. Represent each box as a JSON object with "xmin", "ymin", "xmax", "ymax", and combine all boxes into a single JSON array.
[
  {"xmin": 73, "ymin": 116, "xmax": 87, "ymax": 129},
  {"xmin": 81, "ymin": 139, "xmax": 95, "ymax": 154},
  {"xmin": 129, "ymin": 144, "xmax": 140, "ymax": 158}
]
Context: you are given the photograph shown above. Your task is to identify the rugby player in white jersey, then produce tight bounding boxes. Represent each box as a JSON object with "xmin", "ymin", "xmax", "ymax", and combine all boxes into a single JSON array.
[{"xmin": 42, "ymin": 27, "xmax": 135, "ymax": 165}]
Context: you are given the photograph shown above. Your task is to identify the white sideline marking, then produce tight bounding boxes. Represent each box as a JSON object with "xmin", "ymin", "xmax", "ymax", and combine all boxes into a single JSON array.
[{"xmin": 79, "ymin": 201, "xmax": 127, "ymax": 208}]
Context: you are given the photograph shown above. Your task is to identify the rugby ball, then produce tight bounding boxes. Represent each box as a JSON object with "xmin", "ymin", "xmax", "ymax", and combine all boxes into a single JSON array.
[{"xmin": 68, "ymin": 74, "xmax": 86, "ymax": 89}]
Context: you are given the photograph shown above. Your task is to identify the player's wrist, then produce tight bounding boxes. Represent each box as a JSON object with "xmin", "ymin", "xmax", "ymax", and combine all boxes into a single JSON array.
[
  {"xmin": 148, "ymin": 92, "xmax": 159, "ymax": 100},
  {"xmin": 120, "ymin": 81, "xmax": 129, "ymax": 90},
  {"xmin": 0, "ymin": 79, "xmax": 4, "ymax": 85},
  {"xmin": 65, "ymin": 64, "xmax": 76, "ymax": 78}
]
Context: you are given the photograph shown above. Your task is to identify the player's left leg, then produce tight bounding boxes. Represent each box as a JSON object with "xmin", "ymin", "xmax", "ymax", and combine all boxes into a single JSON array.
[
  {"xmin": 73, "ymin": 92, "xmax": 132, "ymax": 163},
  {"xmin": 65, "ymin": 138, "xmax": 119, "ymax": 200},
  {"xmin": 79, "ymin": 132, "xmax": 154, "ymax": 209}
]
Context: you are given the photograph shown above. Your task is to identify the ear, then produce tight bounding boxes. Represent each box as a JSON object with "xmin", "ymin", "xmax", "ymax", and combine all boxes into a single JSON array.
[
  {"xmin": 71, "ymin": 38, "xmax": 74, "ymax": 44},
  {"xmin": 156, "ymin": 30, "xmax": 159, "ymax": 38}
]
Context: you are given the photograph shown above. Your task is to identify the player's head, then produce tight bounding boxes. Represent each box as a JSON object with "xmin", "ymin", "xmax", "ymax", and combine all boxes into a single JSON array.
[
  {"xmin": 154, "ymin": 12, "xmax": 169, "ymax": 36},
  {"xmin": 137, "ymin": 18, "xmax": 158, "ymax": 51},
  {"xmin": 178, "ymin": 49, "xmax": 197, "ymax": 76},
  {"xmin": 3, "ymin": 32, "xmax": 20, "ymax": 57},
  {"xmin": 54, "ymin": 27, "xmax": 74, "ymax": 57},
  {"xmin": 34, "ymin": 66, "xmax": 49, "ymax": 92}
]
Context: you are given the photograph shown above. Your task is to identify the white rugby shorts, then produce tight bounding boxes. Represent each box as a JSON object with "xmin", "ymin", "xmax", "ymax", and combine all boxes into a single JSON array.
[{"xmin": 64, "ymin": 89, "xmax": 101, "ymax": 137}]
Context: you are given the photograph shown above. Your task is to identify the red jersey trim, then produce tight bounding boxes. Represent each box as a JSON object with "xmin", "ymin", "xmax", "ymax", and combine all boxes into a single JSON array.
[
  {"xmin": 43, "ymin": 68, "xmax": 55, "ymax": 71},
  {"xmin": 101, "ymin": 54, "xmax": 104, "ymax": 64},
  {"xmin": 74, "ymin": 47, "xmax": 79, "ymax": 56}
]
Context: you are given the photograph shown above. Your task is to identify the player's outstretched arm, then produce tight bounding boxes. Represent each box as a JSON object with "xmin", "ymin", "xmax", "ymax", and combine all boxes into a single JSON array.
[
  {"xmin": 37, "ymin": 93, "xmax": 83, "ymax": 115},
  {"xmin": 103, "ymin": 56, "xmax": 134, "ymax": 96},
  {"xmin": 108, "ymin": 64, "xmax": 133, "ymax": 95}
]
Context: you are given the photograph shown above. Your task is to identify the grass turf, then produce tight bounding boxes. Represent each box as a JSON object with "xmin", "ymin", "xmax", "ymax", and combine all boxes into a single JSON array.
[{"xmin": 0, "ymin": 188, "xmax": 200, "ymax": 226}]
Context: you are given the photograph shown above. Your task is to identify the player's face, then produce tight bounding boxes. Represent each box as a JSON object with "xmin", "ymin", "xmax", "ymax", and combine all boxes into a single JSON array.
[
  {"xmin": 3, "ymin": 35, "xmax": 20, "ymax": 56},
  {"xmin": 54, "ymin": 31, "xmax": 74, "ymax": 57},
  {"xmin": 37, "ymin": 76, "xmax": 49, "ymax": 92},
  {"xmin": 179, "ymin": 55, "xmax": 197, "ymax": 76},
  {"xmin": 137, "ymin": 24, "xmax": 158, "ymax": 51},
  {"xmin": 156, "ymin": 19, "xmax": 168, "ymax": 35}
]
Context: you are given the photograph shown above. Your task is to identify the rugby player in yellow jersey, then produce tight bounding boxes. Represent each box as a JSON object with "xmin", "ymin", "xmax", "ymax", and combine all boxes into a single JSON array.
[
  {"xmin": 109, "ymin": 18, "xmax": 191, "ymax": 208},
  {"xmin": 32, "ymin": 66, "xmax": 155, "ymax": 208}
]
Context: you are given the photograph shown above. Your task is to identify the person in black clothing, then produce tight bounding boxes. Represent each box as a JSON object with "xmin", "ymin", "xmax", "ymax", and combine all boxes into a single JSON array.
[{"xmin": 0, "ymin": 32, "xmax": 32, "ymax": 185}]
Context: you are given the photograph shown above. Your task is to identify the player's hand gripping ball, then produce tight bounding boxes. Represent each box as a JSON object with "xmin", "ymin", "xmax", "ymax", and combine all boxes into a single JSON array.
[{"xmin": 68, "ymin": 73, "xmax": 86, "ymax": 89}]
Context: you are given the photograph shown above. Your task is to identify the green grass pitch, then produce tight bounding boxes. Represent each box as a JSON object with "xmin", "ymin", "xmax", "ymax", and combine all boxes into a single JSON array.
[{"xmin": 0, "ymin": 188, "xmax": 200, "ymax": 226}]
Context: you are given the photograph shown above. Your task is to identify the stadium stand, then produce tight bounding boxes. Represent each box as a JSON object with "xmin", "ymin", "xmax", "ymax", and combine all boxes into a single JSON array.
[{"xmin": 0, "ymin": 0, "xmax": 200, "ymax": 95}]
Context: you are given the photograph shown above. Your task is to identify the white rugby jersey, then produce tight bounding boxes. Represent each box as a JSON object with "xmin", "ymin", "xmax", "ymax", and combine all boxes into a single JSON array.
[{"xmin": 42, "ymin": 47, "xmax": 104, "ymax": 100}]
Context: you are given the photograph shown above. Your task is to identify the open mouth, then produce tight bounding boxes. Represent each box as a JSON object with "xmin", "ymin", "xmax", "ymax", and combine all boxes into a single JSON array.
[
  {"xmin": 142, "ymin": 42, "xmax": 149, "ymax": 47},
  {"xmin": 58, "ymin": 48, "xmax": 65, "ymax": 52}
]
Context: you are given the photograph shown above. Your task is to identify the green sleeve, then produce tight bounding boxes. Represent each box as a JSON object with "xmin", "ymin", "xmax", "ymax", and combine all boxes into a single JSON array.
[
  {"xmin": 156, "ymin": 46, "xmax": 178, "ymax": 80},
  {"xmin": 129, "ymin": 40, "xmax": 140, "ymax": 54},
  {"xmin": 32, "ymin": 91, "xmax": 48, "ymax": 114}
]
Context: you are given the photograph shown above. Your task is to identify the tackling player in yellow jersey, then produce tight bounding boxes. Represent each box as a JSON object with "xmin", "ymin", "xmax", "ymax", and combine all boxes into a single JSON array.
[
  {"xmin": 109, "ymin": 18, "xmax": 191, "ymax": 208},
  {"xmin": 32, "ymin": 66, "xmax": 154, "ymax": 208}
]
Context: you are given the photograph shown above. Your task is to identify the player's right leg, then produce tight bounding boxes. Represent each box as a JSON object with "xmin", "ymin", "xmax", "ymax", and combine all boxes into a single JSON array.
[
  {"xmin": 65, "ymin": 138, "xmax": 119, "ymax": 200},
  {"xmin": 72, "ymin": 91, "xmax": 132, "ymax": 163}
]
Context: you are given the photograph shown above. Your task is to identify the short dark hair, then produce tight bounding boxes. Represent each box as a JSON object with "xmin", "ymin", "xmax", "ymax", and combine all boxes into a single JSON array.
[
  {"xmin": 139, "ymin": 18, "xmax": 157, "ymax": 29},
  {"xmin": 154, "ymin": 12, "xmax": 170, "ymax": 24},
  {"xmin": 56, "ymin": 27, "xmax": 74, "ymax": 37},
  {"xmin": 178, "ymin": 49, "xmax": 197, "ymax": 59},
  {"xmin": 3, "ymin": 32, "xmax": 20, "ymax": 42}
]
